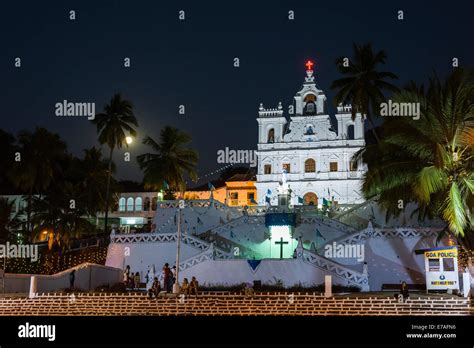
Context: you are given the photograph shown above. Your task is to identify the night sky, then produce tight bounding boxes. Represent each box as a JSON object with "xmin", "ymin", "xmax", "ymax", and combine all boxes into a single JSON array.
[{"xmin": 1, "ymin": 0, "xmax": 473, "ymax": 184}]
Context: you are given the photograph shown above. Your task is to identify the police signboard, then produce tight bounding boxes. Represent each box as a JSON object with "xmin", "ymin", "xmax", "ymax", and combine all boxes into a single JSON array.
[{"xmin": 424, "ymin": 246, "xmax": 459, "ymax": 291}]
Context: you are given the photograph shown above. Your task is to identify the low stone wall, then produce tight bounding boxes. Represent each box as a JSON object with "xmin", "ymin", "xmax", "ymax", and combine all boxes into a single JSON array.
[{"xmin": 0, "ymin": 293, "xmax": 470, "ymax": 316}]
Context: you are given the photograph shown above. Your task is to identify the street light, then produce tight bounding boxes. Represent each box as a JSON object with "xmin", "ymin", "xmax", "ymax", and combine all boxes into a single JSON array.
[
  {"xmin": 173, "ymin": 200, "xmax": 184, "ymax": 294},
  {"xmin": 125, "ymin": 136, "xmax": 133, "ymax": 145}
]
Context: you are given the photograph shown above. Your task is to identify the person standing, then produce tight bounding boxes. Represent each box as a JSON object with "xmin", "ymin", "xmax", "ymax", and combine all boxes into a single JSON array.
[
  {"xmin": 145, "ymin": 267, "xmax": 150, "ymax": 286},
  {"xmin": 400, "ymin": 281, "xmax": 409, "ymax": 301},
  {"xmin": 171, "ymin": 266, "xmax": 177, "ymax": 291},
  {"xmin": 129, "ymin": 269, "xmax": 135, "ymax": 289},
  {"xmin": 134, "ymin": 272, "xmax": 140, "ymax": 290},
  {"xmin": 189, "ymin": 276, "xmax": 199, "ymax": 297},
  {"xmin": 123, "ymin": 265, "xmax": 130, "ymax": 287},
  {"xmin": 162, "ymin": 263, "xmax": 171, "ymax": 293}
]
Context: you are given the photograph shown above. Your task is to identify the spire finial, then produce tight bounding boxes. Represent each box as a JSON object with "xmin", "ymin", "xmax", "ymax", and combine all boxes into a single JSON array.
[{"xmin": 304, "ymin": 60, "xmax": 315, "ymax": 82}]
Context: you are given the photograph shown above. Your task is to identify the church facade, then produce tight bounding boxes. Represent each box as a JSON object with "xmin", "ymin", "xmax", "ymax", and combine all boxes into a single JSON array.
[{"xmin": 255, "ymin": 62, "xmax": 366, "ymax": 206}]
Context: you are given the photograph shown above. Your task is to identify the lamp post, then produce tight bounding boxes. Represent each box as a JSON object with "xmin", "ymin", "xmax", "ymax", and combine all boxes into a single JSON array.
[{"xmin": 173, "ymin": 200, "xmax": 184, "ymax": 294}]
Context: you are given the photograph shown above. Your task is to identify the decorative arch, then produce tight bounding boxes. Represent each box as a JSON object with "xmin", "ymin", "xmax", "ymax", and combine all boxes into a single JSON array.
[
  {"xmin": 303, "ymin": 192, "xmax": 318, "ymax": 206},
  {"xmin": 303, "ymin": 93, "xmax": 317, "ymax": 115},
  {"xmin": 303, "ymin": 93, "xmax": 317, "ymax": 102}
]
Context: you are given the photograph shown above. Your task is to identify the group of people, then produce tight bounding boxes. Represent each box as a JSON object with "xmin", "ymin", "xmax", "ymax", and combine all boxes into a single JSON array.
[
  {"xmin": 147, "ymin": 275, "xmax": 199, "ymax": 299},
  {"xmin": 179, "ymin": 276, "xmax": 199, "ymax": 296},
  {"xmin": 123, "ymin": 264, "xmax": 199, "ymax": 298},
  {"xmin": 123, "ymin": 265, "xmax": 141, "ymax": 290}
]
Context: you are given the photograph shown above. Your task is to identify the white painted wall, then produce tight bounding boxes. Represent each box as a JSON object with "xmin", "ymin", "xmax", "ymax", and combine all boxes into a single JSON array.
[
  {"xmin": 106, "ymin": 241, "xmax": 200, "ymax": 277},
  {"xmin": 179, "ymin": 258, "xmax": 359, "ymax": 288},
  {"xmin": 2, "ymin": 263, "xmax": 122, "ymax": 293}
]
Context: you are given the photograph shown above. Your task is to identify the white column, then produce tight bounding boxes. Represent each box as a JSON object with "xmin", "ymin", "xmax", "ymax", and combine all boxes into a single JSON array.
[
  {"xmin": 324, "ymin": 275, "xmax": 332, "ymax": 297},
  {"xmin": 29, "ymin": 276, "xmax": 37, "ymax": 298}
]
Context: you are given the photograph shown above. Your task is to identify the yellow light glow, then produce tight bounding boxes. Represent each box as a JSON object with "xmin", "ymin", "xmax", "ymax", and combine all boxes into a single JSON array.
[{"xmin": 125, "ymin": 136, "xmax": 133, "ymax": 145}]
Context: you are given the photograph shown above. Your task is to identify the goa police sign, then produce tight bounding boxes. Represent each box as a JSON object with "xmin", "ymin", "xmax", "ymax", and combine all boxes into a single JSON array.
[{"xmin": 424, "ymin": 246, "xmax": 459, "ymax": 291}]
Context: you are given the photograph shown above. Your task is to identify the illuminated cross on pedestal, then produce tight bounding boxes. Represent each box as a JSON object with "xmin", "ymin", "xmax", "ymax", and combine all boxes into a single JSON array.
[
  {"xmin": 275, "ymin": 237, "xmax": 289, "ymax": 259},
  {"xmin": 305, "ymin": 60, "xmax": 314, "ymax": 71}
]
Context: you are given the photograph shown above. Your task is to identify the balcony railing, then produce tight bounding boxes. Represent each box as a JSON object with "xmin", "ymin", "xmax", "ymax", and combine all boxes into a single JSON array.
[{"xmin": 257, "ymin": 171, "xmax": 363, "ymax": 182}]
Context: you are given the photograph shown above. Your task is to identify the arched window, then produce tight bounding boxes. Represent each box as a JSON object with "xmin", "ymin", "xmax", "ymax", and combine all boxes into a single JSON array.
[
  {"xmin": 305, "ymin": 159, "xmax": 316, "ymax": 173},
  {"xmin": 347, "ymin": 125, "xmax": 355, "ymax": 140},
  {"xmin": 151, "ymin": 197, "xmax": 158, "ymax": 211},
  {"xmin": 144, "ymin": 197, "xmax": 151, "ymax": 211},
  {"xmin": 126, "ymin": 197, "xmax": 134, "ymax": 211},
  {"xmin": 135, "ymin": 197, "xmax": 142, "ymax": 211},
  {"xmin": 119, "ymin": 198, "xmax": 126, "ymax": 212},
  {"xmin": 267, "ymin": 129, "xmax": 275, "ymax": 143}
]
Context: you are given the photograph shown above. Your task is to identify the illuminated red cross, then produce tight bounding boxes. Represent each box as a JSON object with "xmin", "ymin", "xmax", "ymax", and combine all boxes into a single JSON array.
[{"xmin": 305, "ymin": 60, "xmax": 314, "ymax": 71}]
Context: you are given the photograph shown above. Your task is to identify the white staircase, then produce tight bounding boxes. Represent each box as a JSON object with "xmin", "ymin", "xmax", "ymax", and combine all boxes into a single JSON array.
[{"xmin": 298, "ymin": 248, "xmax": 369, "ymax": 291}]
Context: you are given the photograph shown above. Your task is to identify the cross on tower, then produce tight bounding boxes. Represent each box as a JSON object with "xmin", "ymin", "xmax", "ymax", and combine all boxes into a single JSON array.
[
  {"xmin": 305, "ymin": 60, "xmax": 314, "ymax": 71},
  {"xmin": 275, "ymin": 237, "xmax": 289, "ymax": 259}
]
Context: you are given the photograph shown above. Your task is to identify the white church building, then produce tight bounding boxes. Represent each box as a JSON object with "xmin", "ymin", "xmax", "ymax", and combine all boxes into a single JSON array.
[
  {"xmin": 105, "ymin": 62, "xmax": 464, "ymax": 293},
  {"xmin": 256, "ymin": 62, "xmax": 366, "ymax": 206}
]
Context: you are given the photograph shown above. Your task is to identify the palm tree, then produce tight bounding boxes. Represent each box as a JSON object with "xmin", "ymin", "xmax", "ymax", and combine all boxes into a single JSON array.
[
  {"xmin": 137, "ymin": 126, "xmax": 198, "ymax": 192},
  {"xmin": 78, "ymin": 147, "xmax": 116, "ymax": 217},
  {"xmin": 92, "ymin": 94, "xmax": 138, "ymax": 233},
  {"xmin": 0, "ymin": 198, "xmax": 21, "ymax": 243},
  {"xmin": 8, "ymin": 128, "xmax": 67, "ymax": 239},
  {"xmin": 360, "ymin": 69, "xmax": 474, "ymax": 247},
  {"xmin": 30, "ymin": 186, "xmax": 95, "ymax": 249},
  {"xmin": 0, "ymin": 130, "xmax": 17, "ymax": 194},
  {"xmin": 331, "ymin": 43, "xmax": 399, "ymax": 143}
]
